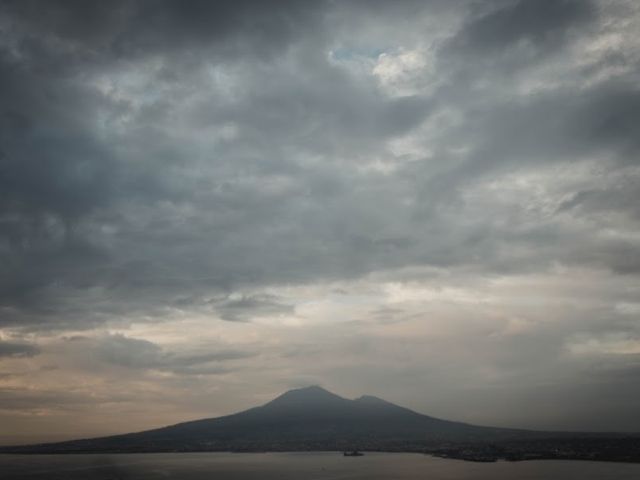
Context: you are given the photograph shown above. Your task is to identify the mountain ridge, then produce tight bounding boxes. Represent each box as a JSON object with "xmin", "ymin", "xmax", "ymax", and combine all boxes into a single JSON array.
[{"xmin": 0, "ymin": 386, "xmax": 634, "ymax": 455}]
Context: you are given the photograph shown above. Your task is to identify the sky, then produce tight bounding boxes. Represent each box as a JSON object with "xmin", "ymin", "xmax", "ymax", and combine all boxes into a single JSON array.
[{"xmin": 0, "ymin": 0, "xmax": 639, "ymax": 445}]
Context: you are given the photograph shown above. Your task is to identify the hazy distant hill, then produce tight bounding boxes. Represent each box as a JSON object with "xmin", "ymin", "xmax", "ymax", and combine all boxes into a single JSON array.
[{"xmin": 0, "ymin": 386, "xmax": 628, "ymax": 454}]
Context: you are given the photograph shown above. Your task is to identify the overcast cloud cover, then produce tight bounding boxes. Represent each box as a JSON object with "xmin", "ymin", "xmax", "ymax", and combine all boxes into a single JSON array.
[{"xmin": 0, "ymin": 0, "xmax": 639, "ymax": 445}]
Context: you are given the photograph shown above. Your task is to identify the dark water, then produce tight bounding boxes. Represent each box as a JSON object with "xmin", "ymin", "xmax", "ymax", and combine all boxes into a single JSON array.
[{"xmin": 1, "ymin": 452, "xmax": 639, "ymax": 480}]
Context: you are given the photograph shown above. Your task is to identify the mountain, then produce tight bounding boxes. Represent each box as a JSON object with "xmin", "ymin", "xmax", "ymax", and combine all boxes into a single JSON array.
[{"xmin": 0, "ymin": 386, "xmax": 628, "ymax": 454}]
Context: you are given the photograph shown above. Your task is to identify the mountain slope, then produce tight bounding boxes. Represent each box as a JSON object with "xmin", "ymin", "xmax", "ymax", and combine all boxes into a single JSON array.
[{"xmin": 0, "ymin": 386, "xmax": 602, "ymax": 453}]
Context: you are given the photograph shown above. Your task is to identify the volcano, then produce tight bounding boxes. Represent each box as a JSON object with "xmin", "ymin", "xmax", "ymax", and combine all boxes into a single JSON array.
[{"xmin": 0, "ymin": 386, "xmax": 614, "ymax": 454}]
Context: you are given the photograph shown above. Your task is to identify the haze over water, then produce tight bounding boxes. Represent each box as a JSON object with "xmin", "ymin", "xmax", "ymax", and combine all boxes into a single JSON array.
[{"xmin": 2, "ymin": 453, "xmax": 640, "ymax": 480}]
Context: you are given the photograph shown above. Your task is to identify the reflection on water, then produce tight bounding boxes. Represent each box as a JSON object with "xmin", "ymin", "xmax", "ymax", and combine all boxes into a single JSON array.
[{"xmin": 1, "ymin": 452, "xmax": 640, "ymax": 480}]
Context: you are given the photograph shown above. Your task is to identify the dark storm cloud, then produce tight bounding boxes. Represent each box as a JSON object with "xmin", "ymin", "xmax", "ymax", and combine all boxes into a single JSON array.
[
  {"xmin": 0, "ymin": 57, "xmax": 116, "ymax": 224},
  {"xmin": 0, "ymin": 0, "xmax": 311, "ymax": 324},
  {"xmin": 449, "ymin": 0, "xmax": 594, "ymax": 54},
  {"xmin": 0, "ymin": 387, "xmax": 90, "ymax": 411},
  {"xmin": 559, "ymin": 181, "xmax": 640, "ymax": 221},
  {"xmin": 1, "ymin": 0, "xmax": 324, "ymax": 62},
  {"xmin": 214, "ymin": 294, "xmax": 295, "ymax": 322},
  {"xmin": 88, "ymin": 334, "xmax": 254, "ymax": 374},
  {"xmin": 0, "ymin": 341, "xmax": 39, "ymax": 358},
  {"xmin": 418, "ymin": 82, "xmax": 640, "ymax": 194}
]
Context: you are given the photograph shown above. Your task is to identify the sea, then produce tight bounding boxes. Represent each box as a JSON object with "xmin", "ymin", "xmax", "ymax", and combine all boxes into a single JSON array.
[{"xmin": 1, "ymin": 451, "xmax": 639, "ymax": 479}]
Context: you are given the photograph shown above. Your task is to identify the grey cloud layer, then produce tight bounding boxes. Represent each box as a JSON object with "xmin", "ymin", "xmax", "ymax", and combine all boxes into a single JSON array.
[
  {"xmin": 0, "ymin": 341, "xmax": 39, "ymax": 358},
  {"xmin": 1, "ymin": 0, "xmax": 637, "ymax": 329},
  {"xmin": 78, "ymin": 334, "xmax": 254, "ymax": 375}
]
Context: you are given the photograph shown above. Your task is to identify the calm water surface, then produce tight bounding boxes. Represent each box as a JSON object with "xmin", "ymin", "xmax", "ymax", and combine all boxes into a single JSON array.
[{"xmin": 1, "ymin": 452, "xmax": 639, "ymax": 480}]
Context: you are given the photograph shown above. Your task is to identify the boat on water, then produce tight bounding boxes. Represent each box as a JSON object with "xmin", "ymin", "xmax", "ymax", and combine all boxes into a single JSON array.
[{"xmin": 343, "ymin": 450, "xmax": 364, "ymax": 456}]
